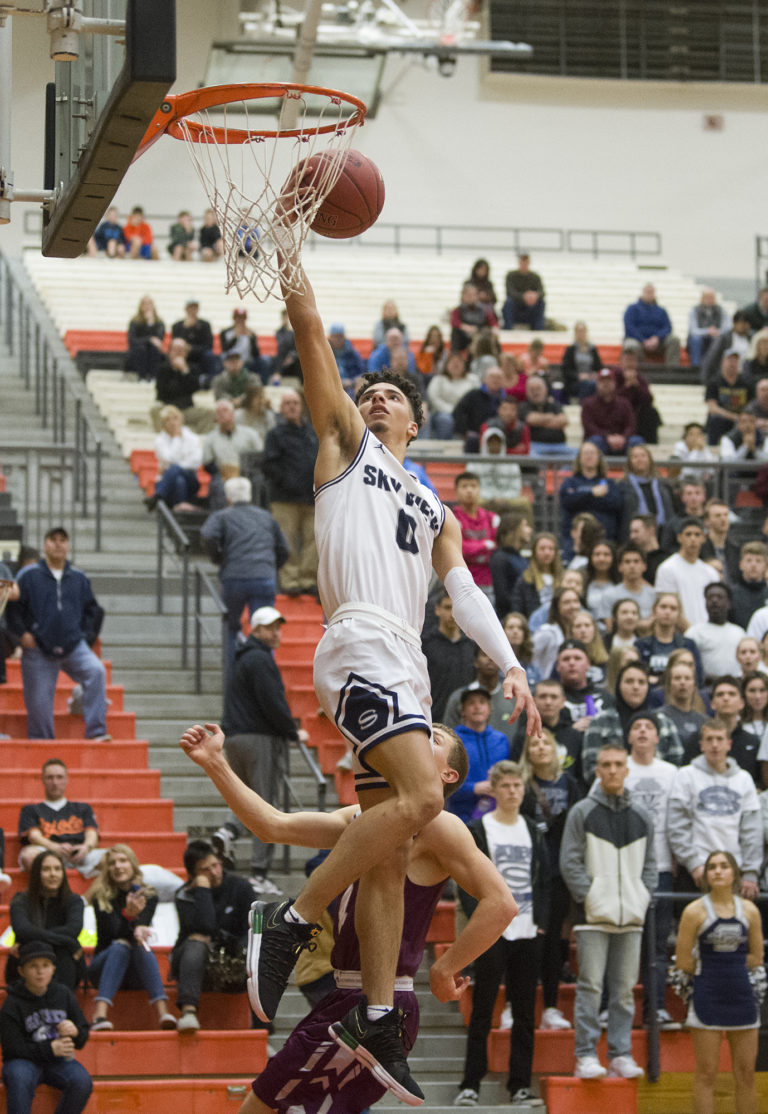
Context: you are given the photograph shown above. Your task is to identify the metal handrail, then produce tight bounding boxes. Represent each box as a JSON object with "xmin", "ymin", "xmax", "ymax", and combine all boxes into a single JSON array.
[
  {"xmin": 155, "ymin": 500, "xmax": 191, "ymax": 665},
  {"xmin": 193, "ymin": 566, "xmax": 228, "ymax": 694},
  {"xmin": 0, "ymin": 252, "xmax": 105, "ymax": 549}
]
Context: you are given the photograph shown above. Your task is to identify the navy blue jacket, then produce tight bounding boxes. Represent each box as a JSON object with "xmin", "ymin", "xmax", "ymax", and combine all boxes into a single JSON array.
[{"xmin": 8, "ymin": 561, "xmax": 103, "ymax": 658}]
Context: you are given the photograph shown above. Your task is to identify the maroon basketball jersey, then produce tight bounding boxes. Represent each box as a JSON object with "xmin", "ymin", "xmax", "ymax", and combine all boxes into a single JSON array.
[{"xmin": 331, "ymin": 873, "xmax": 445, "ymax": 977}]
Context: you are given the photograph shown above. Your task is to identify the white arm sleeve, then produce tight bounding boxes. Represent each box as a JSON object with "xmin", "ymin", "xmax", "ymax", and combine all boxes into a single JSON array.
[{"xmin": 443, "ymin": 566, "xmax": 521, "ymax": 675}]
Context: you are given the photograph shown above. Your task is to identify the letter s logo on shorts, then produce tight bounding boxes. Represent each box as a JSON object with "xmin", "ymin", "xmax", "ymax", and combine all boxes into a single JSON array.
[{"xmin": 358, "ymin": 710, "xmax": 379, "ymax": 731}]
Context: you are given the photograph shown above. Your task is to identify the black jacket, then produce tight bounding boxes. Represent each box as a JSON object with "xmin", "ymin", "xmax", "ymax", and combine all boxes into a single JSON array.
[
  {"xmin": 155, "ymin": 358, "xmax": 201, "ymax": 410},
  {"xmin": 459, "ymin": 813, "xmax": 551, "ymax": 932},
  {"xmin": 0, "ymin": 979, "xmax": 89, "ymax": 1064},
  {"xmin": 263, "ymin": 420, "xmax": 318, "ymax": 504},
  {"xmin": 221, "ymin": 635, "xmax": 298, "ymax": 739},
  {"xmin": 173, "ymin": 872, "xmax": 253, "ymax": 955},
  {"xmin": 731, "ymin": 574, "xmax": 768, "ymax": 630},
  {"xmin": 7, "ymin": 561, "xmax": 103, "ymax": 658},
  {"xmin": 93, "ymin": 887, "xmax": 158, "ymax": 955}
]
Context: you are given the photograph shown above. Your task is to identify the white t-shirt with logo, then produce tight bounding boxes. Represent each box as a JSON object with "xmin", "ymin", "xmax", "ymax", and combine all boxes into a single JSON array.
[
  {"xmin": 482, "ymin": 813, "xmax": 536, "ymax": 941},
  {"xmin": 625, "ymin": 756, "xmax": 677, "ymax": 873}
]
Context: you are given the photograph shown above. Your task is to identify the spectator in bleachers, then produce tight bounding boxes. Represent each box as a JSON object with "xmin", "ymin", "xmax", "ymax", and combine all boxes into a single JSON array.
[
  {"xmin": 731, "ymin": 542, "xmax": 768, "ymax": 629},
  {"xmin": 634, "ymin": 592, "xmax": 702, "ymax": 688},
  {"xmin": 623, "ymin": 283, "xmax": 681, "ymax": 366},
  {"xmin": 510, "ymin": 532, "xmax": 563, "ymax": 617},
  {"xmin": 86, "ymin": 844, "xmax": 177, "ymax": 1031},
  {"xmin": 367, "ymin": 326, "xmax": 416, "ymax": 377},
  {"xmin": 16, "ymin": 758, "xmax": 100, "ymax": 875},
  {"xmin": 720, "ymin": 410, "xmax": 768, "ymax": 464},
  {"xmin": 704, "ymin": 347, "xmax": 753, "ymax": 443},
  {"xmin": 581, "ymin": 368, "xmax": 640, "ymax": 456},
  {"xmin": 566, "ymin": 512, "xmax": 605, "ymax": 572},
  {"xmin": 700, "ymin": 498, "xmax": 740, "ymax": 582},
  {"xmin": 660, "ymin": 652, "xmax": 709, "ymax": 754},
  {"xmin": 271, "ymin": 307, "xmax": 301, "ymax": 382},
  {"xmin": 422, "ymin": 591, "xmax": 476, "ymax": 721},
  {"xmin": 452, "ymin": 472, "xmax": 499, "ymax": 598},
  {"xmin": 706, "ymin": 677, "xmax": 758, "ymax": 781},
  {"xmin": 519, "ymin": 337, "xmax": 549, "ymax": 377},
  {"xmin": 171, "ymin": 839, "xmax": 254, "ymax": 1032},
  {"xmin": 499, "ymin": 351, "xmax": 528, "ymax": 400},
  {"xmin": 152, "ymin": 337, "xmax": 214, "ymax": 435},
  {"xmin": 453, "ymin": 363, "xmax": 506, "ymax": 450},
  {"xmin": 450, "ymin": 282, "xmax": 499, "ymax": 353},
  {"xmin": 371, "ymin": 299, "xmax": 409, "ymax": 347},
  {"xmin": 167, "ymin": 210, "xmax": 197, "ymax": 261},
  {"xmin": 201, "ymin": 476, "xmax": 289, "ymax": 669},
  {"xmin": 235, "ymin": 382, "xmax": 276, "ymax": 444},
  {"xmin": 123, "ymin": 205, "xmax": 158, "ymax": 260},
  {"xmin": 327, "ymin": 323, "xmax": 366, "ymax": 394},
  {"xmin": 202, "ymin": 399, "xmax": 265, "ymax": 509},
  {"xmin": 741, "ymin": 287, "xmax": 768, "ymax": 335},
  {"xmin": 474, "ymin": 428, "xmax": 522, "ymax": 505},
  {"xmin": 218, "ymin": 605, "xmax": 309, "ymax": 895},
  {"xmin": 171, "ymin": 299, "xmax": 217, "ymax": 385},
  {"xmin": 737, "ymin": 641, "xmax": 767, "ymax": 678},
  {"xmin": 560, "ymin": 321, "xmax": 602, "ymax": 402},
  {"xmin": 87, "ymin": 206, "xmax": 125, "ymax": 258},
  {"xmin": 263, "ymin": 391, "xmax": 319, "ymax": 596},
  {"xmin": 601, "ymin": 543, "xmax": 657, "ymax": 621},
  {"xmin": 655, "ymin": 519, "xmax": 720, "ymax": 627},
  {"xmin": 425, "ymin": 351, "xmax": 478, "ymax": 440},
  {"xmin": 198, "ymin": 207, "xmax": 224, "ymax": 261},
  {"xmin": 559, "ymin": 442, "xmax": 623, "ymax": 550},
  {"xmin": 445, "ymin": 691, "xmax": 511, "ymax": 825},
  {"xmin": 503, "ymin": 612, "xmax": 541, "ymax": 689},
  {"xmin": 220, "ymin": 308, "xmax": 263, "ymax": 379},
  {"xmin": 629, "ymin": 514, "xmax": 667, "ymax": 583},
  {"xmin": 6, "ymin": 850, "xmax": 85, "ymax": 990},
  {"xmin": 442, "ymin": 646, "xmax": 521, "ymax": 747},
  {"xmin": 468, "ymin": 327, "xmax": 503, "ymax": 383},
  {"xmin": 686, "ymin": 583, "xmax": 744, "ymax": 683},
  {"xmin": 743, "ymin": 331, "xmax": 768, "ymax": 386},
  {"xmin": 584, "ymin": 540, "xmax": 620, "ymax": 620},
  {"xmin": 618, "ymin": 444, "xmax": 675, "ymax": 541},
  {"xmin": 686, "ymin": 288, "xmax": 731, "ymax": 369},
  {"xmin": 149, "ymin": 405, "xmax": 202, "ymax": 512},
  {"xmin": 479, "ymin": 396, "xmax": 530, "ymax": 456},
  {"xmin": 532, "ymin": 679, "xmax": 585, "ymax": 785},
  {"xmin": 702, "ymin": 310, "xmax": 752, "ymax": 383},
  {"xmin": 519, "ymin": 374, "xmax": 572, "ymax": 458},
  {"xmin": 670, "ymin": 421, "xmax": 719, "ymax": 485},
  {"xmin": 556, "ymin": 639, "xmax": 613, "ymax": 734},
  {"xmin": 746, "ymin": 375, "xmax": 768, "ymax": 434},
  {"xmin": 502, "ymin": 252, "xmax": 546, "ymax": 331},
  {"xmin": 571, "ymin": 611, "xmax": 609, "ymax": 685},
  {"xmin": 660, "ymin": 479, "xmax": 707, "ymax": 553},
  {"xmin": 454, "ymin": 759, "xmax": 549, "ymax": 1108},
  {"xmin": 490, "ymin": 514, "xmax": 531, "ymax": 617},
  {"xmin": 211, "ymin": 352, "xmax": 261, "ymax": 408},
  {"xmin": 613, "ymin": 349, "xmax": 661, "ymax": 444},
  {"xmin": 466, "ymin": 258, "xmax": 498, "ymax": 310},
  {"xmin": 125, "ymin": 295, "xmax": 165, "ymax": 382},
  {"xmin": 6, "ymin": 529, "xmax": 107, "ymax": 741},
  {"xmin": 0, "ymin": 940, "xmax": 92, "ymax": 1114},
  {"xmin": 415, "ymin": 324, "xmax": 445, "ymax": 381},
  {"xmin": 532, "ymin": 586, "xmax": 583, "ymax": 679},
  {"xmin": 605, "ymin": 601, "xmax": 641, "ymax": 658}
]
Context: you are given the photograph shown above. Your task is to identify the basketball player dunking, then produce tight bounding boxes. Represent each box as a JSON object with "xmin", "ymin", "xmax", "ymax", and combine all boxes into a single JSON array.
[{"xmin": 247, "ymin": 259, "xmax": 541, "ymax": 1104}]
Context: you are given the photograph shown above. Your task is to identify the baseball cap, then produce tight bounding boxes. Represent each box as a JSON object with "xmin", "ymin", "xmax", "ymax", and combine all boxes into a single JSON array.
[
  {"xmin": 724, "ymin": 346, "xmax": 741, "ymax": 358},
  {"xmin": 233, "ymin": 308, "xmax": 247, "ymax": 318},
  {"xmin": 17, "ymin": 940, "xmax": 56, "ymax": 966},
  {"xmin": 329, "ymin": 323, "xmax": 346, "ymax": 336},
  {"xmin": 460, "ymin": 685, "xmax": 492, "ymax": 706},
  {"xmin": 223, "ymin": 350, "xmax": 242, "ymax": 360},
  {"xmin": 251, "ymin": 606, "xmax": 286, "ymax": 628},
  {"xmin": 557, "ymin": 638, "xmax": 588, "ymax": 656},
  {"xmin": 185, "ymin": 297, "xmax": 199, "ymax": 307},
  {"xmin": 597, "ymin": 367, "xmax": 614, "ymax": 379}
]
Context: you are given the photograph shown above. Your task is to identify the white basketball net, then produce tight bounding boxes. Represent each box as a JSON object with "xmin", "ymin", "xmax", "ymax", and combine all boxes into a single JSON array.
[{"xmin": 176, "ymin": 88, "xmax": 362, "ymax": 302}]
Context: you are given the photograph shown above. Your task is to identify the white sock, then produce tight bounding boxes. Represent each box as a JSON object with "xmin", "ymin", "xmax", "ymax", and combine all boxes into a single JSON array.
[
  {"xmin": 283, "ymin": 905, "xmax": 308, "ymax": 926},
  {"xmin": 366, "ymin": 1004, "xmax": 393, "ymax": 1022}
]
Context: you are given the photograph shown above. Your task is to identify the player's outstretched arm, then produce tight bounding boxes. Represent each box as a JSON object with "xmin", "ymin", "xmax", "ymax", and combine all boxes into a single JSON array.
[
  {"xmin": 180, "ymin": 723, "xmax": 353, "ymax": 847},
  {"xmin": 279, "ymin": 262, "xmax": 362, "ymax": 453},
  {"xmin": 424, "ymin": 813, "xmax": 516, "ymax": 1003},
  {"xmin": 433, "ymin": 510, "xmax": 542, "ymax": 738}
]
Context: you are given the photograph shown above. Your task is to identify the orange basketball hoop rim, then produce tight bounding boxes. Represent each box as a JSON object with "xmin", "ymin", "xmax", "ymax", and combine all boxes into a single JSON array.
[{"xmin": 135, "ymin": 82, "xmax": 368, "ymax": 160}]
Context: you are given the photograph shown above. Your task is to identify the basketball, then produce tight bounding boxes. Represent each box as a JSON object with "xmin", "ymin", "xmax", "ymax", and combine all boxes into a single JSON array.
[{"xmin": 294, "ymin": 150, "xmax": 385, "ymax": 239}]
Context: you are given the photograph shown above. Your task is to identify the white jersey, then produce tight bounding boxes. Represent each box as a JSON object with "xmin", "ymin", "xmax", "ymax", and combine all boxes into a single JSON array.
[{"xmin": 314, "ymin": 429, "xmax": 445, "ymax": 631}]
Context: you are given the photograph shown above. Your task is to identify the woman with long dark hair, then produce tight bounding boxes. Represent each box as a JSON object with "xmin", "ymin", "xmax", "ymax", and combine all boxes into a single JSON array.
[
  {"xmin": 6, "ymin": 851, "xmax": 84, "ymax": 989},
  {"xmin": 531, "ymin": 587, "xmax": 583, "ymax": 679},
  {"xmin": 559, "ymin": 442, "xmax": 622, "ymax": 555}
]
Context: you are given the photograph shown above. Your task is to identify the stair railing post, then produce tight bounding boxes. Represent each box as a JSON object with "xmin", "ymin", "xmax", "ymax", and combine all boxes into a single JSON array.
[
  {"xmin": 194, "ymin": 568, "xmax": 202, "ymax": 693},
  {"xmin": 156, "ymin": 512, "xmax": 164, "ymax": 615},
  {"xmin": 94, "ymin": 437, "xmax": 102, "ymax": 551},
  {"xmin": 181, "ymin": 544, "xmax": 189, "ymax": 669},
  {"xmin": 645, "ymin": 899, "xmax": 660, "ymax": 1083}
]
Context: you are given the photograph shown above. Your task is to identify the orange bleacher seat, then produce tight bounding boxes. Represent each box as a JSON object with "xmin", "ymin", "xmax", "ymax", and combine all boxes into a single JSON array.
[
  {"xmin": 0, "ymin": 1077, "xmax": 258, "ymax": 1114},
  {"xmin": 2, "ymin": 738, "xmax": 147, "ymax": 769},
  {"xmin": 4, "ymin": 766, "xmax": 158, "ymax": 798},
  {"xmin": 5, "ymin": 659, "xmax": 112, "ymax": 685},
  {"xmin": 0, "ymin": 683, "xmax": 124, "ymax": 713},
  {"xmin": 0, "ymin": 798, "xmax": 172, "ymax": 831},
  {"xmin": 130, "ymin": 450, "xmax": 211, "ymax": 498},
  {"xmin": 3, "ymin": 831, "xmax": 186, "ymax": 867}
]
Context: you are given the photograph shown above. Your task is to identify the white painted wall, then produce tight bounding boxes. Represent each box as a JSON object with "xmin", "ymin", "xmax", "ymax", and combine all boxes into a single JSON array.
[{"xmin": 3, "ymin": 2, "xmax": 768, "ymax": 280}]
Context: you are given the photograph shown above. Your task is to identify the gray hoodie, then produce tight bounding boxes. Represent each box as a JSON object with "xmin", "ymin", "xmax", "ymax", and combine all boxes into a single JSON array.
[{"xmin": 667, "ymin": 755, "xmax": 762, "ymax": 880}]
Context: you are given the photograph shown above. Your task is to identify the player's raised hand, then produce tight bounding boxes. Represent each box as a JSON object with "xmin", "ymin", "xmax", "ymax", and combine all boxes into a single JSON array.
[
  {"xmin": 179, "ymin": 723, "xmax": 225, "ymax": 767},
  {"xmin": 503, "ymin": 667, "xmax": 543, "ymax": 739}
]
